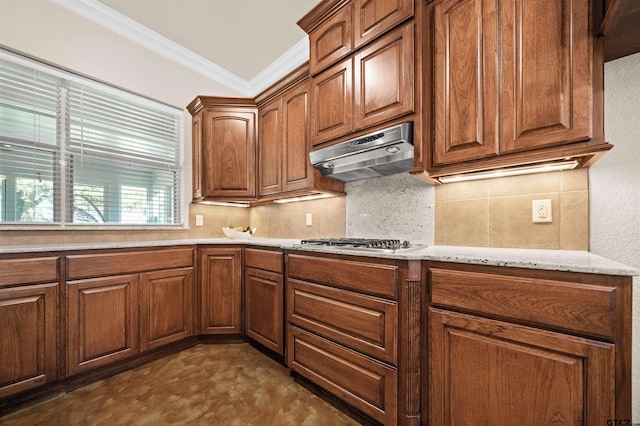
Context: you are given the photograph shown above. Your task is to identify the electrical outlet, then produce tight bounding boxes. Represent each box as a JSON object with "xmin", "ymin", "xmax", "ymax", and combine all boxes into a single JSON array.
[
  {"xmin": 306, "ymin": 213, "xmax": 312, "ymax": 226},
  {"xmin": 195, "ymin": 215, "xmax": 204, "ymax": 226},
  {"xmin": 532, "ymin": 199, "xmax": 552, "ymax": 223}
]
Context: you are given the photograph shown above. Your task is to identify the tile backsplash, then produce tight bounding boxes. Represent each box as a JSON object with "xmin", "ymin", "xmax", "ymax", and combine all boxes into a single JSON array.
[
  {"xmin": 435, "ymin": 169, "xmax": 589, "ymax": 250},
  {"xmin": 249, "ymin": 196, "xmax": 346, "ymax": 239},
  {"xmin": 346, "ymin": 173, "xmax": 435, "ymax": 242}
]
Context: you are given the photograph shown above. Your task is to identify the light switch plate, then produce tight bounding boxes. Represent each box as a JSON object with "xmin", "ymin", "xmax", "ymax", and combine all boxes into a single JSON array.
[{"xmin": 195, "ymin": 215, "xmax": 204, "ymax": 226}]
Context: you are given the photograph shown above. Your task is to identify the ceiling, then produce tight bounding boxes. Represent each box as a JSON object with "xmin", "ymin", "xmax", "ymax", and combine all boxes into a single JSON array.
[{"xmin": 96, "ymin": 0, "xmax": 320, "ymax": 82}]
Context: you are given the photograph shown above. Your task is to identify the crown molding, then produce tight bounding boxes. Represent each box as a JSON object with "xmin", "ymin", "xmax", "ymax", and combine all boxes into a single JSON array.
[
  {"xmin": 248, "ymin": 37, "xmax": 310, "ymax": 95},
  {"xmin": 51, "ymin": 0, "xmax": 307, "ymax": 97}
]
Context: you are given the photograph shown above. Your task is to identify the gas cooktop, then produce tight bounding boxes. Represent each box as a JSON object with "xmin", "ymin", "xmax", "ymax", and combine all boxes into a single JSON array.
[{"xmin": 296, "ymin": 238, "xmax": 426, "ymax": 254}]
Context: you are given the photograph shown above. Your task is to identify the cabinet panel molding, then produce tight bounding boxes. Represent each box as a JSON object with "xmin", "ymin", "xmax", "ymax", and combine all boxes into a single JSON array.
[
  {"xmin": 309, "ymin": 4, "xmax": 354, "ymax": 74},
  {"xmin": 500, "ymin": 0, "xmax": 593, "ymax": 152},
  {"xmin": 199, "ymin": 247, "xmax": 242, "ymax": 334},
  {"xmin": 282, "ymin": 83, "xmax": 313, "ymax": 191},
  {"xmin": 287, "ymin": 253, "xmax": 398, "ymax": 298},
  {"xmin": 311, "ymin": 59, "xmax": 354, "ymax": 145},
  {"xmin": 428, "ymin": 308, "xmax": 615, "ymax": 425},
  {"xmin": 67, "ymin": 248, "xmax": 194, "ymax": 280},
  {"xmin": 288, "ymin": 326, "xmax": 397, "ymax": 425},
  {"xmin": 67, "ymin": 274, "xmax": 140, "ymax": 375},
  {"xmin": 258, "ymin": 99, "xmax": 283, "ymax": 196},
  {"xmin": 0, "ymin": 257, "xmax": 59, "ymax": 287},
  {"xmin": 354, "ymin": 0, "xmax": 414, "ymax": 47},
  {"xmin": 432, "ymin": 0, "xmax": 499, "ymax": 164},
  {"xmin": 354, "ymin": 20, "xmax": 415, "ymax": 130},
  {"xmin": 0, "ymin": 283, "xmax": 58, "ymax": 398},
  {"xmin": 204, "ymin": 110, "xmax": 257, "ymax": 198},
  {"xmin": 140, "ymin": 267, "xmax": 194, "ymax": 352},
  {"xmin": 245, "ymin": 268, "xmax": 284, "ymax": 354},
  {"xmin": 288, "ymin": 278, "xmax": 398, "ymax": 363},
  {"xmin": 430, "ymin": 267, "xmax": 617, "ymax": 339}
]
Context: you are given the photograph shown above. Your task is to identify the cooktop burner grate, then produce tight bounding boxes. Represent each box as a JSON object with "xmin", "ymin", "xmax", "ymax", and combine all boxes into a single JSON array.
[{"xmin": 300, "ymin": 238, "xmax": 412, "ymax": 250}]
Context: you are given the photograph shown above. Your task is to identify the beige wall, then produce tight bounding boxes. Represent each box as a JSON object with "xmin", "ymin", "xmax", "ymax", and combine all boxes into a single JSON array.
[
  {"xmin": 0, "ymin": 203, "xmax": 249, "ymax": 245},
  {"xmin": 434, "ymin": 169, "xmax": 589, "ymax": 250},
  {"xmin": 0, "ymin": 197, "xmax": 346, "ymax": 245}
]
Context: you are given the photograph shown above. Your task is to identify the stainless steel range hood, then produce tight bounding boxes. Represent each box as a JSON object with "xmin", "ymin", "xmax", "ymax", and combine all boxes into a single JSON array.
[{"xmin": 309, "ymin": 122, "xmax": 414, "ymax": 182}]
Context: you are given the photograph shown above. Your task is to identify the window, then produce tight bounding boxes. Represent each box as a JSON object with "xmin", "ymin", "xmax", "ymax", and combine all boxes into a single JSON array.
[{"xmin": 0, "ymin": 50, "xmax": 183, "ymax": 226}]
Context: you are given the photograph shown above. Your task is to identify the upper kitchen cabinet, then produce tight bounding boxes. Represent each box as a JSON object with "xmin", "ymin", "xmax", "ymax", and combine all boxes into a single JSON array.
[
  {"xmin": 354, "ymin": 0, "xmax": 414, "ymax": 47},
  {"xmin": 300, "ymin": 0, "xmax": 416, "ymax": 148},
  {"xmin": 423, "ymin": 0, "xmax": 611, "ymax": 177},
  {"xmin": 305, "ymin": 0, "xmax": 414, "ymax": 76},
  {"xmin": 187, "ymin": 98, "xmax": 257, "ymax": 201},
  {"xmin": 601, "ymin": 0, "xmax": 640, "ymax": 61},
  {"xmin": 308, "ymin": 3, "xmax": 354, "ymax": 75},
  {"xmin": 309, "ymin": 21, "xmax": 415, "ymax": 146},
  {"xmin": 255, "ymin": 65, "xmax": 345, "ymax": 201}
]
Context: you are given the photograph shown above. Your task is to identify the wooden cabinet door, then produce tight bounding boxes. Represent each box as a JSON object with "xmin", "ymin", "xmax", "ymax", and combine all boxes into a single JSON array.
[
  {"xmin": 0, "ymin": 283, "xmax": 58, "ymax": 398},
  {"xmin": 309, "ymin": 3, "xmax": 354, "ymax": 75},
  {"xmin": 67, "ymin": 275, "xmax": 140, "ymax": 376},
  {"xmin": 202, "ymin": 109, "xmax": 257, "ymax": 198},
  {"xmin": 354, "ymin": 0, "xmax": 414, "ymax": 48},
  {"xmin": 199, "ymin": 247, "xmax": 242, "ymax": 335},
  {"xmin": 500, "ymin": 0, "xmax": 594, "ymax": 153},
  {"xmin": 258, "ymin": 98, "xmax": 283, "ymax": 196},
  {"xmin": 245, "ymin": 268, "xmax": 284, "ymax": 355},
  {"xmin": 431, "ymin": 0, "xmax": 500, "ymax": 165},
  {"xmin": 140, "ymin": 267, "xmax": 194, "ymax": 352},
  {"xmin": 310, "ymin": 58, "xmax": 354, "ymax": 146},
  {"xmin": 191, "ymin": 112, "xmax": 204, "ymax": 201},
  {"xmin": 282, "ymin": 79, "xmax": 313, "ymax": 192},
  {"xmin": 353, "ymin": 21, "xmax": 415, "ymax": 131},
  {"xmin": 427, "ymin": 307, "xmax": 615, "ymax": 425}
]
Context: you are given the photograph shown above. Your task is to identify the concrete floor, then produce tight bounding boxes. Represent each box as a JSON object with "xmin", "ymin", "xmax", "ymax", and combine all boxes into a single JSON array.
[{"xmin": 0, "ymin": 343, "xmax": 363, "ymax": 425}]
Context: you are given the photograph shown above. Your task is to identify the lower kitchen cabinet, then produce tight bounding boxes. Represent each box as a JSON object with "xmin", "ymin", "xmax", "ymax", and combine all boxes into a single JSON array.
[
  {"xmin": 288, "ymin": 325, "xmax": 397, "ymax": 424},
  {"xmin": 428, "ymin": 307, "xmax": 614, "ymax": 425},
  {"xmin": 140, "ymin": 267, "xmax": 194, "ymax": 352},
  {"xmin": 244, "ymin": 248, "xmax": 284, "ymax": 355},
  {"xmin": 0, "ymin": 281, "xmax": 59, "ymax": 398},
  {"xmin": 285, "ymin": 251, "xmax": 422, "ymax": 425},
  {"xmin": 199, "ymin": 247, "xmax": 243, "ymax": 335},
  {"xmin": 425, "ymin": 263, "xmax": 633, "ymax": 423},
  {"xmin": 66, "ymin": 247, "xmax": 195, "ymax": 376},
  {"xmin": 67, "ymin": 274, "xmax": 140, "ymax": 375}
]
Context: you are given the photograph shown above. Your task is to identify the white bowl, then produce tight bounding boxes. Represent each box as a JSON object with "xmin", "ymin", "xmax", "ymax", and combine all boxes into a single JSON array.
[{"xmin": 222, "ymin": 227, "xmax": 256, "ymax": 239}]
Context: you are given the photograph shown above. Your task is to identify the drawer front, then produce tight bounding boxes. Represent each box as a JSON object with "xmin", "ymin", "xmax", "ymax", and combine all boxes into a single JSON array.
[
  {"xmin": 287, "ymin": 253, "xmax": 398, "ymax": 298},
  {"xmin": 287, "ymin": 326, "xmax": 397, "ymax": 425},
  {"xmin": 0, "ymin": 257, "xmax": 59, "ymax": 287},
  {"xmin": 430, "ymin": 268, "xmax": 617, "ymax": 339},
  {"xmin": 245, "ymin": 248, "xmax": 283, "ymax": 273},
  {"xmin": 288, "ymin": 279, "xmax": 397, "ymax": 364},
  {"xmin": 67, "ymin": 248, "xmax": 194, "ymax": 279}
]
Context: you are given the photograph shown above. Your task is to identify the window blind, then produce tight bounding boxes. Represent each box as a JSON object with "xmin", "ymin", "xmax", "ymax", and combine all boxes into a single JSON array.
[{"xmin": 0, "ymin": 50, "xmax": 183, "ymax": 226}]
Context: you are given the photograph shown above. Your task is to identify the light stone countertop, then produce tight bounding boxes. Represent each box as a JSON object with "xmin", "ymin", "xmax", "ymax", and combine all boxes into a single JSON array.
[{"xmin": 0, "ymin": 238, "xmax": 636, "ymax": 277}]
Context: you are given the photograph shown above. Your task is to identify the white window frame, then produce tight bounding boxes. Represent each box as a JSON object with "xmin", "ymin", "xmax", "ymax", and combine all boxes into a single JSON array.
[{"xmin": 0, "ymin": 49, "xmax": 186, "ymax": 229}]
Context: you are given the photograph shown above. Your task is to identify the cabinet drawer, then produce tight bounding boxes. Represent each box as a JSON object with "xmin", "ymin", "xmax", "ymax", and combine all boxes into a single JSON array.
[
  {"xmin": 245, "ymin": 248, "xmax": 283, "ymax": 273},
  {"xmin": 287, "ymin": 253, "xmax": 398, "ymax": 298},
  {"xmin": 0, "ymin": 257, "xmax": 59, "ymax": 287},
  {"xmin": 67, "ymin": 248, "xmax": 194, "ymax": 279},
  {"xmin": 430, "ymin": 268, "xmax": 617, "ymax": 339},
  {"xmin": 287, "ymin": 326, "xmax": 397, "ymax": 425},
  {"xmin": 288, "ymin": 279, "xmax": 397, "ymax": 364}
]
